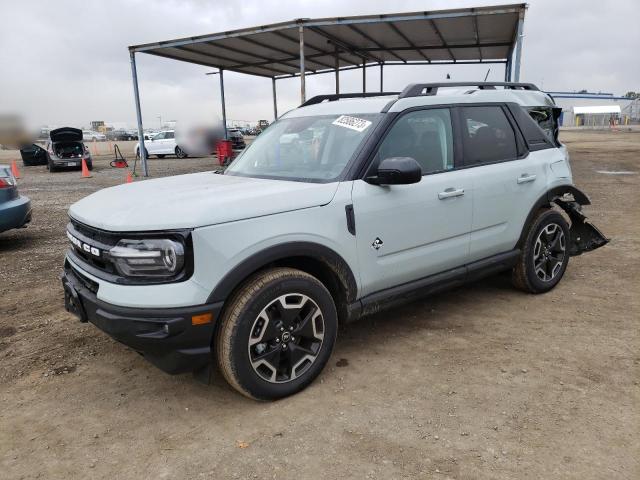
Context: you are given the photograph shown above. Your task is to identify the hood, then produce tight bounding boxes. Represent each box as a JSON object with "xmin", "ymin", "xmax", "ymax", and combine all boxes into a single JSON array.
[
  {"xmin": 50, "ymin": 127, "xmax": 83, "ymax": 142},
  {"xmin": 68, "ymin": 172, "xmax": 340, "ymax": 232}
]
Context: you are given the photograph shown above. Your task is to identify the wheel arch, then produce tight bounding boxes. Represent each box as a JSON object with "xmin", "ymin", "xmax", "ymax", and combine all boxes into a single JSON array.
[
  {"xmin": 207, "ymin": 242, "xmax": 359, "ymax": 324},
  {"xmin": 516, "ymin": 185, "xmax": 591, "ymax": 248}
]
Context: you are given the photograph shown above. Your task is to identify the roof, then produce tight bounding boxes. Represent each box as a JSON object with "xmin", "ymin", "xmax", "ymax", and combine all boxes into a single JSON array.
[
  {"xmin": 573, "ymin": 105, "xmax": 622, "ymax": 114},
  {"xmin": 285, "ymin": 83, "xmax": 553, "ymax": 117},
  {"xmin": 129, "ymin": 4, "xmax": 527, "ymax": 78}
]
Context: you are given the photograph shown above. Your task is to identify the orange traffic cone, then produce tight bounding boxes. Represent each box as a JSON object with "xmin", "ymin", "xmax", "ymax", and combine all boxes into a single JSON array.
[
  {"xmin": 81, "ymin": 158, "xmax": 92, "ymax": 178},
  {"xmin": 11, "ymin": 160, "xmax": 21, "ymax": 179},
  {"xmin": 125, "ymin": 171, "xmax": 133, "ymax": 183}
]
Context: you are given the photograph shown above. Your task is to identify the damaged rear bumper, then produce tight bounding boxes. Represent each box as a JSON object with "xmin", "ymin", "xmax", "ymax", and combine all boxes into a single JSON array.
[{"xmin": 549, "ymin": 187, "xmax": 609, "ymax": 256}]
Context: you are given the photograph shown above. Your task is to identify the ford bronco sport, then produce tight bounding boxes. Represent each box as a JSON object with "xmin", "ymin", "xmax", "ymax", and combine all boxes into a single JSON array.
[{"xmin": 61, "ymin": 82, "xmax": 608, "ymax": 400}]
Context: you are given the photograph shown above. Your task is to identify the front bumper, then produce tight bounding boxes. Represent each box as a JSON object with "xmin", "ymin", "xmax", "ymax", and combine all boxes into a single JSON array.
[
  {"xmin": 0, "ymin": 195, "xmax": 31, "ymax": 233},
  {"xmin": 61, "ymin": 260, "xmax": 222, "ymax": 374}
]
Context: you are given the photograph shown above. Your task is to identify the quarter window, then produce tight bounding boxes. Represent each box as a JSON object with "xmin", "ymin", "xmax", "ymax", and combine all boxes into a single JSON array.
[
  {"xmin": 460, "ymin": 106, "xmax": 517, "ymax": 165},
  {"xmin": 375, "ymin": 109, "xmax": 454, "ymax": 175}
]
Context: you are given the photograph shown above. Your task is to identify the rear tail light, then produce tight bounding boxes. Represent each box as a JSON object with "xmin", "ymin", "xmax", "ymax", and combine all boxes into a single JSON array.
[{"xmin": 0, "ymin": 176, "xmax": 16, "ymax": 188}]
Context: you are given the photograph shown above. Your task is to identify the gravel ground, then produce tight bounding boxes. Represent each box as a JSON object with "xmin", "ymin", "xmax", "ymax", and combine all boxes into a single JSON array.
[{"xmin": 0, "ymin": 132, "xmax": 638, "ymax": 479}]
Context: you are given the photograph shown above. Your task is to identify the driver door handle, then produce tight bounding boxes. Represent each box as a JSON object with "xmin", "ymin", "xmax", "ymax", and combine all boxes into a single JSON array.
[
  {"xmin": 438, "ymin": 188, "xmax": 465, "ymax": 200},
  {"xmin": 517, "ymin": 173, "xmax": 537, "ymax": 184}
]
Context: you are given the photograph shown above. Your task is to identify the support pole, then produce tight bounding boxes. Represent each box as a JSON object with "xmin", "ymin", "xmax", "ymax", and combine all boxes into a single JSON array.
[
  {"xmin": 334, "ymin": 46, "xmax": 340, "ymax": 94},
  {"xmin": 379, "ymin": 63, "xmax": 384, "ymax": 92},
  {"xmin": 219, "ymin": 69, "xmax": 227, "ymax": 139},
  {"xmin": 504, "ymin": 56, "xmax": 511, "ymax": 82},
  {"xmin": 272, "ymin": 77, "xmax": 278, "ymax": 120},
  {"xmin": 362, "ymin": 58, "xmax": 366, "ymax": 93},
  {"xmin": 299, "ymin": 26, "xmax": 306, "ymax": 104},
  {"xmin": 513, "ymin": 13, "xmax": 524, "ymax": 82},
  {"xmin": 129, "ymin": 51, "xmax": 148, "ymax": 177}
]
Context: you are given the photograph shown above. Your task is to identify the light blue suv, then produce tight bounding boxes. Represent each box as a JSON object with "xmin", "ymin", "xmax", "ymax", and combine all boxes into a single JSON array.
[
  {"xmin": 0, "ymin": 165, "xmax": 31, "ymax": 233},
  {"xmin": 61, "ymin": 82, "xmax": 608, "ymax": 400}
]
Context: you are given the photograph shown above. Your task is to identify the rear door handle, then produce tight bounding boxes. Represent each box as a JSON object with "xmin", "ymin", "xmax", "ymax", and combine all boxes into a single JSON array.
[
  {"xmin": 517, "ymin": 174, "xmax": 537, "ymax": 184},
  {"xmin": 438, "ymin": 188, "xmax": 465, "ymax": 200}
]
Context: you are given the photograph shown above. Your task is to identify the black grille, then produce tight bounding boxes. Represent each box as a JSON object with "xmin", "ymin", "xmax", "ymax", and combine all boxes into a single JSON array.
[
  {"xmin": 68, "ymin": 220, "xmax": 118, "ymax": 275},
  {"xmin": 69, "ymin": 263, "xmax": 99, "ymax": 294}
]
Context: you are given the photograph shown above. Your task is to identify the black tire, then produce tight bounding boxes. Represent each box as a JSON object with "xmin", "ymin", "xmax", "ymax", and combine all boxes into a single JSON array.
[
  {"xmin": 156, "ymin": 154, "xmax": 165, "ymax": 159},
  {"xmin": 135, "ymin": 147, "xmax": 148, "ymax": 159},
  {"xmin": 47, "ymin": 156, "xmax": 57, "ymax": 172},
  {"xmin": 87, "ymin": 162, "xmax": 93, "ymax": 171},
  {"xmin": 175, "ymin": 146, "xmax": 188, "ymax": 159},
  {"xmin": 216, "ymin": 267, "xmax": 338, "ymax": 400},
  {"xmin": 512, "ymin": 208, "xmax": 570, "ymax": 293}
]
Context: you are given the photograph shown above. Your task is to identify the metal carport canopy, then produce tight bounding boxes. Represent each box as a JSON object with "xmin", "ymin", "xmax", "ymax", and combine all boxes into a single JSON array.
[{"xmin": 128, "ymin": 3, "xmax": 527, "ymax": 176}]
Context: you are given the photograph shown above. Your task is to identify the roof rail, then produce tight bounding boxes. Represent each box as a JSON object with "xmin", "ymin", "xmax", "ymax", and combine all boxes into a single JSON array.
[
  {"xmin": 301, "ymin": 92, "xmax": 400, "ymax": 107},
  {"xmin": 398, "ymin": 82, "xmax": 540, "ymax": 99}
]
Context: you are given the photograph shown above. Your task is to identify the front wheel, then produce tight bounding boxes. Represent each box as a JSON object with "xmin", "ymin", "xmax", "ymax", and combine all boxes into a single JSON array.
[
  {"xmin": 175, "ymin": 146, "xmax": 187, "ymax": 159},
  {"xmin": 512, "ymin": 208, "xmax": 570, "ymax": 293},
  {"xmin": 216, "ymin": 268, "xmax": 337, "ymax": 400}
]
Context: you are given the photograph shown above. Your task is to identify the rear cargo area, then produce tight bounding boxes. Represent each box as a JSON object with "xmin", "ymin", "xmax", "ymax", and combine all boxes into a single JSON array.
[{"xmin": 54, "ymin": 142, "xmax": 84, "ymax": 158}]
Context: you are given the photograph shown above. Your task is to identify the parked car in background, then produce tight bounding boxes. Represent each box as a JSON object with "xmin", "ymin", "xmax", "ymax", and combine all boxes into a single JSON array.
[
  {"xmin": 106, "ymin": 129, "xmax": 137, "ymax": 141},
  {"xmin": 0, "ymin": 165, "xmax": 31, "ymax": 233},
  {"xmin": 82, "ymin": 130, "xmax": 106, "ymax": 141},
  {"xmin": 46, "ymin": 127, "xmax": 93, "ymax": 172},
  {"xmin": 134, "ymin": 130, "xmax": 188, "ymax": 159},
  {"xmin": 227, "ymin": 128, "xmax": 246, "ymax": 149},
  {"xmin": 19, "ymin": 143, "xmax": 48, "ymax": 166}
]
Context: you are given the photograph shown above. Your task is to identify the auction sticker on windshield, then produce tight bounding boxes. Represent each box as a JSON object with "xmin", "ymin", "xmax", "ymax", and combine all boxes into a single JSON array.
[{"xmin": 332, "ymin": 115, "xmax": 372, "ymax": 132}]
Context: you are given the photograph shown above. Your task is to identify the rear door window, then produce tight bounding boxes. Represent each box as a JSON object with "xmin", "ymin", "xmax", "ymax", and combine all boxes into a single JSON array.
[{"xmin": 459, "ymin": 106, "xmax": 518, "ymax": 166}]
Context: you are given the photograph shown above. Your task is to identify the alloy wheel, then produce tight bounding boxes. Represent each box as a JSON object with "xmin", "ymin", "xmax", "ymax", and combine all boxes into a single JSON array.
[
  {"xmin": 533, "ymin": 223, "xmax": 566, "ymax": 282},
  {"xmin": 247, "ymin": 293, "xmax": 325, "ymax": 383}
]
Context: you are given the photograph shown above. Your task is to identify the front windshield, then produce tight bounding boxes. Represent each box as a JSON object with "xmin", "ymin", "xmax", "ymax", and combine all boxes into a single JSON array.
[{"xmin": 225, "ymin": 113, "xmax": 381, "ymax": 182}]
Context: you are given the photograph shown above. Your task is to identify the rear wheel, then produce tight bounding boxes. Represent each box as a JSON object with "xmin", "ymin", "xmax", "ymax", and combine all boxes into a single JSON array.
[
  {"xmin": 216, "ymin": 268, "xmax": 337, "ymax": 400},
  {"xmin": 175, "ymin": 146, "xmax": 187, "ymax": 159},
  {"xmin": 512, "ymin": 209, "xmax": 570, "ymax": 293},
  {"xmin": 47, "ymin": 156, "xmax": 57, "ymax": 172}
]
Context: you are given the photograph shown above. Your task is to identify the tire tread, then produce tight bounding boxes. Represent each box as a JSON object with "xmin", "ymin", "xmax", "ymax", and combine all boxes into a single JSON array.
[{"xmin": 216, "ymin": 267, "xmax": 326, "ymax": 400}]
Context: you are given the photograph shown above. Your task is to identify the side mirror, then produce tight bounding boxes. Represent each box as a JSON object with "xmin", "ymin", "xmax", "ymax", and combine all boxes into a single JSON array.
[{"xmin": 366, "ymin": 157, "xmax": 422, "ymax": 185}]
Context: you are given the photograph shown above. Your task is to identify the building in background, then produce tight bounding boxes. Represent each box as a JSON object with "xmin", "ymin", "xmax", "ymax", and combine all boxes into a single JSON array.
[{"xmin": 548, "ymin": 91, "xmax": 636, "ymax": 127}]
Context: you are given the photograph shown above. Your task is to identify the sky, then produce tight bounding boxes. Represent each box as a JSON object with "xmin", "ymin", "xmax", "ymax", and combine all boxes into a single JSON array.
[{"xmin": 1, "ymin": 0, "xmax": 638, "ymax": 129}]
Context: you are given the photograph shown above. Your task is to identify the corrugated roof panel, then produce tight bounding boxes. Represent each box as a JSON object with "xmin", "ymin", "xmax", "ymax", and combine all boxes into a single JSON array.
[{"xmin": 130, "ymin": 4, "xmax": 526, "ymax": 77}]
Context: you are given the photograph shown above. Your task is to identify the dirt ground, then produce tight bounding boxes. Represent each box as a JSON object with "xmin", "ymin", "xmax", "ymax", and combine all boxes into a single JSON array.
[{"xmin": 1, "ymin": 131, "xmax": 638, "ymax": 479}]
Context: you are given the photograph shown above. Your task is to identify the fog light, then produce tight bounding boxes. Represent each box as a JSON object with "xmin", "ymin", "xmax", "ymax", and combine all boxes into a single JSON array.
[{"xmin": 162, "ymin": 324, "xmax": 170, "ymax": 334}]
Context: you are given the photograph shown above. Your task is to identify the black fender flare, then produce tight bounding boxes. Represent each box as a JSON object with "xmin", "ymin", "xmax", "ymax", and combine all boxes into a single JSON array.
[
  {"xmin": 206, "ymin": 241, "xmax": 358, "ymax": 305},
  {"xmin": 516, "ymin": 185, "xmax": 591, "ymax": 247}
]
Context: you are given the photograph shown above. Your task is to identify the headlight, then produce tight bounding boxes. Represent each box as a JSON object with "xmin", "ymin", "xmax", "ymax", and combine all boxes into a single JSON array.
[{"xmin": 108, "ymin": 238, "xmax": 185, "ymax": 278}]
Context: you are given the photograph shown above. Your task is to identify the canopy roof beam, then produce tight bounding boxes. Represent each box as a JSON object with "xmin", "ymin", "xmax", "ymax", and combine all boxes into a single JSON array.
[
  {"xmin": 307, "ymin": 26, "xmax": 383, "ymax": 63},
  {"xmin": 174, "ymin": 45, "xmax": 295, "ymax": 76},
  {"xmin": 387, "ymin": 22, "xmax": 430, "ymax": 62},
  {"xmin": 347, "ymin": 24, "xmax": 406, "ymax": 63},
  {"xmin": 429, "ymin": 19, "xmax": 456, "ymax": 62},
  {"xmin": 270, "ymin": 30, "xmax": 352, "ymax": 66},
  {"xmin": 235, "ymin": 36, "xmax": 334, "ymax": 70}
]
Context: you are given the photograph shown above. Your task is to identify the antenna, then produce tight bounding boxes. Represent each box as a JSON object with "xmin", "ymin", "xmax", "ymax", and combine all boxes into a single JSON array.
[{"xmin": 483, "ymin": 68, "xmax": 491, "ymax": 81}]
